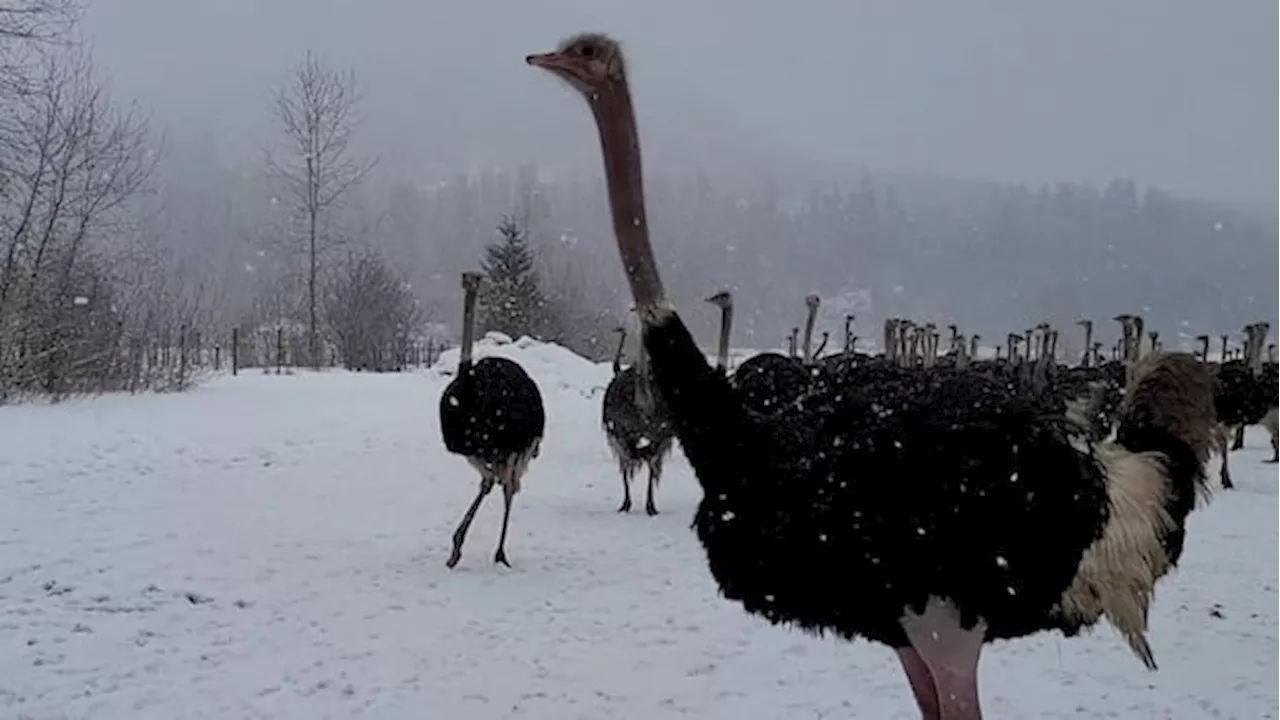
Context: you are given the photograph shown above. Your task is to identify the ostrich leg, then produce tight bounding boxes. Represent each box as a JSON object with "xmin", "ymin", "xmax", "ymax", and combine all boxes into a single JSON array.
[
  {"xmin": 1218, "ymin": 429, "xmax": 1235, "ymax": 489},
  {"xmin": 618, "ymin": 463, "xmax": 634, "ymax": 513},
  {"xmin": 897, "ymin": 648, "xmax": 941, "ymax": 720},
  {"xmin": 1231, "ymin": 425, "xmax": 1245, "ymax": 451},
  {"xmin": 447, "ymin": 475, "xmax": 495, "ymax": 568},
  {"xmin": 900, "ymin": 597, "xmax": 986, "ymax": 720},
  {"xmin": 645, "ymin": 454, "xmax": 664, "ymax": 516},
  {"xmin": 494, "ymin": 481, "xmax": 517, "ymax": 567}
]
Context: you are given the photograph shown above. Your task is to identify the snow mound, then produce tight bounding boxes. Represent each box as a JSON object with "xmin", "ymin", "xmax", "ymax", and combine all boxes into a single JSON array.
[{"xmin": 432, "ymin": 333, "xmax": 613, "ymax": 399}]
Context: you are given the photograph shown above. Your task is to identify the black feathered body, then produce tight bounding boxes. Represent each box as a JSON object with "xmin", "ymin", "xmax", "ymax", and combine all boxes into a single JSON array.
[
  {"xmin": 643, "ymin": 310, "xmax": 1208, "ymax": 657},
  {"xmin": 440, "ymin": 356, "xmax": 546, "ymax": 466},
  {"xmin": 730, "ymin": 352, "xmax": 810, "ymax": 415},
  {"xmin": 1214, "ymin": 361, "xmax": 1274, "ymax": 428},
  {"xmin": 602, "ymin": 365, "xmax": 675, "ymax": 468}
]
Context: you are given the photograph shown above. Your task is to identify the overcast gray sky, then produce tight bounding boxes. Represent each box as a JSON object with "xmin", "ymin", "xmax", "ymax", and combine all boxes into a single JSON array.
[{"xmin": 84, "ymin": 0, "xmax": 1277, "ymax": 206}]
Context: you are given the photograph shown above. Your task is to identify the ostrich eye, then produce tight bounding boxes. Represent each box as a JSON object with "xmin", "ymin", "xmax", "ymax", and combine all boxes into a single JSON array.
[{"xmin": 579, "ymin": 44, "xmax": 596, "ymax": 58}]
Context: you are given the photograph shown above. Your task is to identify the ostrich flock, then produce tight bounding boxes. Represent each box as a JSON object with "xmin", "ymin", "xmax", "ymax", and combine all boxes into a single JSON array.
[{"xmin": 433, "ymin": 32, "xmax": 1277, "ymax": 720}]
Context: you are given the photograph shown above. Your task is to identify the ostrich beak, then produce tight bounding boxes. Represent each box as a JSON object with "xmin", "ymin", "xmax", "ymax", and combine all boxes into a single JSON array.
[{"xmin": 526, "ymin": 52, "xmax": 568, "ymax": 72}]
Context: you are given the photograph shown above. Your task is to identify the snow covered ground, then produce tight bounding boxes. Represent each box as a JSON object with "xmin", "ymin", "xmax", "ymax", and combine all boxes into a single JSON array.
[{"xmin": 1, "ymin": 335, "xmax": 1276, "ymax": 719}]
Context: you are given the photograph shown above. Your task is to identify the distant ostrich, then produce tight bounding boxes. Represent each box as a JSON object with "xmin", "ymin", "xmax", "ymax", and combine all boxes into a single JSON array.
[
  {"xmin": 800, "ymin": 294, "xmax": 821, "ymax": 363},
  {"xmin": 728, "ymin": 297, "xmax": 809, "ymax": 415},
  {"xmin": 1077, "ymin": 319, "xmax": 1094, "ymax": 367},
  {"xmin": 439, "ymin": 272, "xmax": 546, "ymax": 568},
  {"xmin": 705, "ymin": 290, "xmax": 734, "ymax": 375},
  {"xmin": 812, "ymin": 332, "xmax": 831, "ymax": 360},
  {"xmin": 786, "ymin": 327, "xmax": 799, "ymax": 358},
  {"xmin": 1195, "ymin": 335, "xmax": 1210, "ymax": 363},
  {"xmin": 602, "ymin": 323, "xmax": 676, "ymax": 515},
  {"xmin": 1229, "ymin": 322, "xmax": 1277, "ymax": 456},
  {"xmin": 529, "ymin": 33, "xmax": 1217, "ymax": 719},
  {"xmin": 1215, "ymin": 322, "xmax": 1278, "ymax": 476}
]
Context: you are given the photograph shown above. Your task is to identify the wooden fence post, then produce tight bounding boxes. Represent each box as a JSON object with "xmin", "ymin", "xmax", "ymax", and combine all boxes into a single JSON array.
[{"xmin": 178, "ymin": 325, "xmax": 188, "ymax": 387}]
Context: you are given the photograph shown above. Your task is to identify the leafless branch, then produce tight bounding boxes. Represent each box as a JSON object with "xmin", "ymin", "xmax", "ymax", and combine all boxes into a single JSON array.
[{"xmin": 263, "ymin": 50, "xmax": 376, "ymax": 369}]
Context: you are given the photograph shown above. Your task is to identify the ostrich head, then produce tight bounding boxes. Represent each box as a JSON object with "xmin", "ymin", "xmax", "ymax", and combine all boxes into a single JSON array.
[
  {"xmin": 461, "ymin": 271, "xmax": 484, "ymax": 294},
  {"xmin": 1077, "ymin": 319, "xmax": 1092, "ymax": 330},
  {"xmin": 612, "ymin": 325, "xmax": 626, "ymax": 335},
  {"xmin": 528, "ymin": 33, "xmax": 665, "ymax": 312},
  {"xmin": 704, "ymin": 290, "xmax": 733, "ymax": 309},
  {"xmin": 804, "ymin": 294, "xmax": 821, "ymax": 310},
  {"xmin": 526, "ymin": 34, "xmax": 626, "ymax": 97}
]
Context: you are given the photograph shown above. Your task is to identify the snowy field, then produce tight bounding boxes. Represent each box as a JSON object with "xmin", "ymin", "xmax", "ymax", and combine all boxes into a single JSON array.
[{"xmin": 1, "ymin": 335, "xmax": 1276, "ymax": 719}]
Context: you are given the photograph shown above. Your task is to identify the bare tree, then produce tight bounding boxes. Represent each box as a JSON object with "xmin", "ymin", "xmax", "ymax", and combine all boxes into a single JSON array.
[
  {"xmin": 324, "ymin": 247, "xmax": 421, "ymax": 372},
  {"xmin": 0, "ymin": 0, "xmax": 77, "ymax": 40},
  {"xmin": 0, "ymin": 0, "xmax": 78, "ymax": 100},
  {"xmin": 265, "ymin": 51, "xmax": 374, "ymax": 370},
  {"xmin": 0, "ymin": 49, "xmax": 158, "ymax": 400}
]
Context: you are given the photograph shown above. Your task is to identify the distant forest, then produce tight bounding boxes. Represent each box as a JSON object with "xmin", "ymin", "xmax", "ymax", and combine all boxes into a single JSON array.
[{"xmin": 223, "ymin": 161, "xmax": 1270, "ymax": 360}]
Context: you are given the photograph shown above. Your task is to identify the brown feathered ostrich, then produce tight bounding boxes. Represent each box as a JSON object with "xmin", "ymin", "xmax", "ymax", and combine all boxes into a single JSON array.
[{"xmin": 528, "ymin": 33, "xmax": 1217, "ymax": 720}]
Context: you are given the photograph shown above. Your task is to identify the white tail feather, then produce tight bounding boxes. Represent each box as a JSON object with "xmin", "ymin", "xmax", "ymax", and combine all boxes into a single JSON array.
[{"xmin": 1059, "ymin": 445, "xmax": 1174, "ymax": 670}]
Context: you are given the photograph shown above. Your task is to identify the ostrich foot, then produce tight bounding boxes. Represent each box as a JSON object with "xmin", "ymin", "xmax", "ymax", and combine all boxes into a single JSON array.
[
  {"xmin": 617, "ymin": 498, "xmax": 632, "ymax": 513},
  {"xmin": 445, "ymin": 549, "xmax": 462, "ymax": 569},
  {"xmin": 494, "ymin": 549, "xmax": 510, "ymax": 567},
  {"xmin": 645, "ymin": 501, "xmax": 659, "ymax": 516}
]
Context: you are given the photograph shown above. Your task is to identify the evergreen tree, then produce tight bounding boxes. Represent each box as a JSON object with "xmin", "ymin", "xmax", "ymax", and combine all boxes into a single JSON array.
[{"xmin": 479, "ymin": 216, "xmax": 552, "ymax": 339}]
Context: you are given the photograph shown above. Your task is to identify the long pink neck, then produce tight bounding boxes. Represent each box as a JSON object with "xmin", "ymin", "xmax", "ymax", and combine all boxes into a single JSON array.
[{"xmin": 589, "ymin": 85, "xmax": 666, "ymax": 313}]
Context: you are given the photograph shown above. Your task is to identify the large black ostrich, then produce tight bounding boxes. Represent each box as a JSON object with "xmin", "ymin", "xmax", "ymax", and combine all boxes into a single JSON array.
[
  {"xmin": 528, "ymin": 34, "xmax": 1219, "ymax": 719},
  {"xmin": 601, "ymin": 324, "xmax": 675, "ymax": 515},
  {"xmin": 438, "ymin": 272, "xmax": 546, "ymax": 568}
]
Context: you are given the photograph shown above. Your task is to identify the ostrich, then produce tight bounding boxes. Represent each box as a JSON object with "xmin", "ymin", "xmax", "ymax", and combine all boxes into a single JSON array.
[
  {"xmin": 528, "ymin": 33, "xmax": 1217, "ymax": 720},
  {"xmin": 728, "ymin": 297, "xmax": 810, "ymax": 415},
  {"xmin": 812, "ymin": 332, "xmax": 831, "ymax": 360},
  {"xmin": 801, "ymin": 294, "xmax": 822, "ymax": 363},
  {"xmin": 439, "ymin": 272, "xmax": 546, "ymax": 569},
  {"xmin": 1078, "ymin": 319, "xmax": 1094, "ymax": 367},
  {"xmin": 705, "ymin": 290, "xmax": 734, "ymax": 375},
  {"xmin": 844, "ymin": 314, "xmax": 856, "ymax": 353},
  {"xmin": 1231, "ymin": 322, "xmax": 1278, "ymax": 456},
  {"xmin": 602, "ymin": 322, "xmax": 676, "ymax": 515},
  {"xmin": 1195, "ymin": 335, "xmax": 1210, "ymax": 363},
  {"xmin": 1216, "ymin": 322, "xmax": 1278, "ymax": 473}
]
